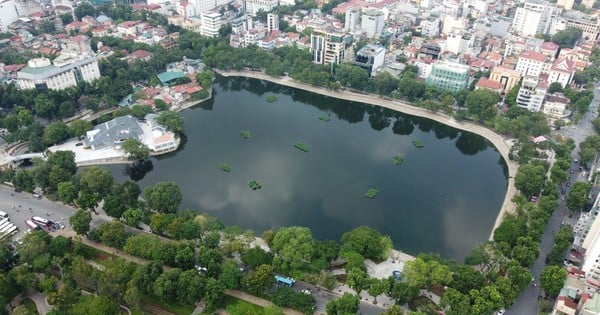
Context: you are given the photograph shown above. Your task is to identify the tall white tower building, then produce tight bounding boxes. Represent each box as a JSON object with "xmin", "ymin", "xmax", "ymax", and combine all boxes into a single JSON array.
[
  {"xmin": 511, "ymin": 0, "xmax": 556, "ymax": 37},
  {"xmin": 0, "ymin": 0, "xmax": 19, "ymax": 32}
]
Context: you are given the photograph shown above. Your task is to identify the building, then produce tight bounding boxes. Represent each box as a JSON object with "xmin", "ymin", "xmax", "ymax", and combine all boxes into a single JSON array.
[
  {"xmin": 344, "ymin": 10, "xmax": 360, "ymax": 32},
  {"xmin": 548, "ymin": 57, "xmax": 575, "ymax": 88},
  {"xmin": 85, "ymin": 115, "xmax": 144, "ymax": 150},
  {"xmin": 267, "ymin": 13, "xmax": 279, "ymax": 33},
  {"xmin": 580, "ymin": 294, "xmax": 600, "ymax": 315},
  {"xmin": 444, "ymin": 30, "xmax": 474, "ymax": 55},
  {"xmin": 511, "ymin": 0, "xmax": 555, "ymax": 37},
  {"xmin": 310, "ymin": 29, "xmax": 347, "ymax": 65},
  {"xmin": 201, "ymin": 12, "xmax": 222, "ymax": 37},
  {"xmin": 425, "ymin": 60, "xmax": 469, "ymax": 93},
  {"xmin": 361, "ymin": 10, "xmax": 384, "ymax": 38},
  {"xmin": 542, "ymin": 93, "xmax": 570, "ymax": 118},
  {"xmin": 353, "ymin": 44, "xmax": 385, "ymax": 76},
  {"xmin": 516, "ymin": 75, "xmax": 546, "ymax": 112},
  {"xmin": 475, "ymin": 78, "xmax": 504, "ymax": 94},
  {"xmin": 0, "ymin": 0, "xmax": 19, "ymax": 32},
  {"xmin": 144, "ymin": 113, "xmax": 178, "ymax": 153},
  {"xmin": 557, "ymin": 0, "xmax": 574, "ymax": 10},
  {"xmin": 244, "ymin": 0, "xmax": 278, "ymax": 15},
  {"xmin": 516, "ymin": 50, "xmax": 549, "ymax": 77},
  {"xmin": 418, "ymin": 43, "xmax": 441, "ymax": 60},
  {"xmin": 17, "ymin": 54, "xmax": 100, "ymax": 91},
  {"xmin": 420, "ymin": 18, "xmax": 441, "ymax": 37},
  {"xmin": 561, "ymin": 10, "xmax": 600, "ymax": 41},
  {"xmin": 489, "ymin": 66, "xmax": 522, "ymax": 94}
]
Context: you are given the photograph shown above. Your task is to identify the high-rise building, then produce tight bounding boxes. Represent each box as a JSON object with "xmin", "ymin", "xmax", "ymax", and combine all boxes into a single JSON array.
[
  {"xmin": 344, "ymin": 10, "xmax": 359, "ymax": 32},
  {"xmin": 0, "ymin": 0, "xmax": 19, "ymax": 32},
  {"xmin": 512, "ymin": 0, "xmax": 555, "ymax": 37},
  {"xmin": 425, "ymin": 60, "xmax": 469, "ymax": 93},
  {"xmin": 201, "ymin": 12, "xmax": 222, "ymax": 37},
  {"xmin": 361, "ymin": 10, "xmax": 384, "ymax": 38},
  {"xmin": 310, "ymin": 29, "xmax": 347, "ymax": 65},
  {"xmin": 353, "ymin": 44, "xmax": 385, "ymax": 76},
  {"xmin": 516, "ymin": 75, "xmax": 546, "ymax": 112},
  {"xmin": 17, "ymin": 54, "xmax": 101, "ymax": 91},
  {"xmin": 267, "ymin": 13, "xmax": 279, "ymax": 33}
]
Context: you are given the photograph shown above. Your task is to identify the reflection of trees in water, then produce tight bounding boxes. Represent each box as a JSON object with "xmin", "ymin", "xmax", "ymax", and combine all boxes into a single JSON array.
[
  {"xmin": 125, "ymin": 159, "xmax": 154, "ymax": 181},
  {"xmin": 413, "ymin": 117, "xmax": 435, "ymax": 133},
  {"xmin": 392, "ymin": 118, "xmax": 414, "ymax": 135},
  {"xmin": 192, "ymin": 91, "xmax": 215, "ymax": 111},
  {"xmin": 455, "ymin": 132, "xmax": 490, "ymax": 156},
  {"xmin": 366, "ymin": 106, "xmax": 392, "ymax": 131},
  {"xmin": 431, "ymin": 123, "xmax": 459, "ymax": 140},
  {"xmin": 498, "ymin": 156, "xmax": 509, "ymax": 178}
]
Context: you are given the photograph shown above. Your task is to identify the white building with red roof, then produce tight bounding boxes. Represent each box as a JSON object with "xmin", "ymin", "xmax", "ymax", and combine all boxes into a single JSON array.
[
  {"xmin": 543, "ymin": 93, "xmax": 570, "ymax": 119},
  {"xmin": 540, "ymin": 41, "xmax": 559, "ymax": 59},
  {"xmin": 475, "ymin": 77, "xmax": 504, "ymax": 94},
  {"xmin": 549, "ymin": 57, "xmax": 575, "ymax": 88},
  {"xmin": 516, "ymin": 50, "xmax": 550, "ymax": 77}
]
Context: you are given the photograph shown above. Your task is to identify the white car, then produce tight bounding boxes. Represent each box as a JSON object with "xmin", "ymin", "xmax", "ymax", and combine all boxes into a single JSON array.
[{"xmin": 301, "ymin": 289, "xmax": 312, "ymax": 295}]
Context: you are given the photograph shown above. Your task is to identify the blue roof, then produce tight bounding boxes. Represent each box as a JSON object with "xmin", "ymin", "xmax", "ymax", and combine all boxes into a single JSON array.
[
  {"xmin": 96, "ymin": 15, "xmax": 111, "ymax": 22},
  {"xmin": 157, "ymin": 71, "xmax": 186, "ymax": 84}
]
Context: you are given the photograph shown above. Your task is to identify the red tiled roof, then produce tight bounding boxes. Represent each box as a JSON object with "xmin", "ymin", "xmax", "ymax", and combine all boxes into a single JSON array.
[
  {"xmin": 541, "ymin": 41, "xmax": 559, "ymax": 51},
  {"xmin": 130, "ymin": 50, "xmax": 153, "ymax": 59},
  {"xmin": 558, "ymin": 296, "xmax": 578, "ymax": 310},
  {"xmin": 546, "ymin": 94, "xmax": 569, "ymax": 104},
  {"xmin": 66, "ymin": 21, "xmax": 87, "ymax": 28},
  {"xmin": 476, "ymin": 77, "xmax": 503, "ymax": 90},
  {"xmin": 520, "ymin": 50, "xmax": 546, "ymax": 62},
  {"xmin": 552, "ymin": 57, "xmax": 575, "ymax": 73},
  {"xmin": 3, "ymin": 64, "xmax": 25, "ymax": 72}
]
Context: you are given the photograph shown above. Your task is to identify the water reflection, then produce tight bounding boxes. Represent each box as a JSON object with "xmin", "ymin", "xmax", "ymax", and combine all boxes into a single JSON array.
[{"xmin": 108, "ymin": 76, "xmax": 507, "ymax": 260}]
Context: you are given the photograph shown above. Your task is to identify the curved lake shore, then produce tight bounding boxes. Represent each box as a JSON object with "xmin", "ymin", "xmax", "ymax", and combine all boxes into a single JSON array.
[{"xmin": 214, "ymin": 69, "xmax": 518, "ymax": 239}]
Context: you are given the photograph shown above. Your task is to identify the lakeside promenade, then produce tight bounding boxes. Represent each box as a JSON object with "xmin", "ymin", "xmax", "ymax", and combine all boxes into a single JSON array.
[{"xmin": 216, "ymin": 69, "xmax": 519, "ymax": 238}]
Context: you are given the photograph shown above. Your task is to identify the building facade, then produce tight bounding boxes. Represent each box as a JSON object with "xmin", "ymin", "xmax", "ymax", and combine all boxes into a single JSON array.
[
  {"xmin": 425, "ymin": 60, "xmax": 469, "ymax": 93},
  {"xmin": 516, "ymin": 50, "xmax": 549, "ymax": 77},
  {"xmin": 310, "ymin": 29, "xmax": 347, "ymax": 65},
  {"xmin": 267, "ymin": 13, "xmax": 279, "ymax": 33},
  {"xmin": 489, "ymin": 66, "xmax": 521, "ymax": 94},
  {"xmin": 201, "ymin": 12, "xmax": 222, "ymax": 37},
  {"xmin": 511, "ymin": 0, "xmax": 555, "ymax": 37},
  {"xmin": 361, "ymin": 10, "xmax": 384, "ymax": 38},
  {"xmin": 17, "ymin": 55, "xmax": 101, "ymax": 91},
  {"xmin": 0, "ymin": 0, "xmax": 19, "ymax": 32},
  {"xmin": 516, "ymin": 75, "xmax": 546, "ymax": 112},
  {"xmin": 353, "ymin": 44, "xmax": 385, "ymax": 76}
]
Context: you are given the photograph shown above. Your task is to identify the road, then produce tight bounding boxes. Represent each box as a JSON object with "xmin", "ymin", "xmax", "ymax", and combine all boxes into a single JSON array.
[
  {"xmin": 506, "ymin": 85, "xmax": 600, "ymax": 315},
  {"xmin": 0, "ymin": 185, "xmax": 113, "ymax": 242}
]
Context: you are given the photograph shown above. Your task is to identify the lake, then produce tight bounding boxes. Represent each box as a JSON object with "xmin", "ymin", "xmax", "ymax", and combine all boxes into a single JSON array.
[{"xmin": 108, "ymin": 76, "xmax": 508, "ymax": 261}]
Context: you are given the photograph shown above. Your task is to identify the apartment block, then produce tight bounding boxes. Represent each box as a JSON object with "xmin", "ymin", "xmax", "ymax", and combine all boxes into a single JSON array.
[
  {"xmin": 425, "ymin": 60, "xmax": 469, "ymax": 93},
  {"xmin": 17, "ymin": 54, "xmax": 101, "ymax": 91}
]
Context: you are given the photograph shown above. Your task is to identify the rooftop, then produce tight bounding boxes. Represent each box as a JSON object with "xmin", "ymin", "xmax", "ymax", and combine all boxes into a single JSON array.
[
  {"xmin": 520, "ymin": 50, "xmax": 546, "ymax": 62},
  {"xmin": 157, "ymin": 71, "xmax": 186, "ymax": 84}
]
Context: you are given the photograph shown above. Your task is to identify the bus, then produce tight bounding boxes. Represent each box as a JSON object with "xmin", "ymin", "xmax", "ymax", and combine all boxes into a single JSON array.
[
  {"xmin": 0, "ymin": 224, "xmax": 14, "ymax": 234},
  {"xmin": 0, "ymin": 218, "xmax": 9, "ymax": 227},
  {"xmin": 32, "ymin": 216, "xmax": 50, "ymax": 225},
  {"xmin": 4, "ymin": 225, "xmax": 18, "ymax": 236},
  {"xmin": 25, "ymin": 220, "xmax": 40, "ymax": 230},
  {"xmin": 0, "ymin": 222, "xmax": 11, "ymax": 231},
  {"xmin": 275, "ymin": 275, "xmax": 296, "ymax": 287}
]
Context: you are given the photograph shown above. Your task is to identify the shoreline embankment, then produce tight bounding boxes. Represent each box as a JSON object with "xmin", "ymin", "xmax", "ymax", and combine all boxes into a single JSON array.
[{"xmin": 215, "ymin": 69, "xmax": 518, "ymax": 239}]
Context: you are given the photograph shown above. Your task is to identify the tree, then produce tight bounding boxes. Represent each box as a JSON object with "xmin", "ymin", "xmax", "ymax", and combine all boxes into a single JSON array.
[
  {"xmin": 69, "ymin": 119, "xmax": 93, "ymax": 137},
  {"xmin": 60, "ymin": 13, "xmax": 73, "ymax": 25},
  {"xmin": 547, "ymin": 82, "xmax": 564, "ymax": 94},
  {"xmin": 326, "ymin": 293, "xmax": 359, "ymax": 315},
  {"xmin": 340, "ymin": 226, "xmax": 392, "ymax": 261},
  {"xmin": 347, "ymin": 267, "xmax": 368, "ymax": 295},
  {"xmin": 567, "ymin": 182, "xmax": 592, "ymax": 211},
  {"xmin": 243, "ymin": 264, "xmax": 274, "ymax": 295},
  {"xmin": 130, "ymin": 105, "xmax": 153, "ymax": 119},
  {"xmin": 74, "ymin": 2, "xmax": 96, "ymax": 20},
  {"xmin": 153, "ymin": 268, "xmax": 182, "ymax": 302},
  {"xmin": 43, "ymin": 122, "xmax": 71, "ymax": 146},
  {"xmin": 113, "ymin": 181, "xmax": 141, "ymax": 208},
  {"xmin": 368, "ymin": 278, "xmax": 389, "ymax": 304},
  {"xmin": 96, "ymin": 221, "xmax": 129, "ymax": 249},
  {"xmin": 440, "ymin": 288, "xmax": 471, "ymax": 315},
  {"xmin": 271, "ymin": 226, "xmax": 314, "ymax": 272},
  {"xmin": 144, "ymin": 182, "xmax": 182, "ymax": 213},
  {"xmin": 70, "ymin": 293, "xmax": 120, "ymax": 315},
  {"xmin": 552, "ymin": 27, "xmax": 583, "ymax": 48},
  {"xmin": 76, "ymin": 190, "xmax": 98, "ymax": 210},
  {"xmin": 177, "ymin": 269, "xmax": 205, "ymax": 305},
  {"xmin": 514, "ymin": 163, "xmax": 547, "ymax": 196},
  {"xmin": 134, "ymin": 261, "xmax": 163, "ymax": 294},
  {"xmin": 540, "ymin": 265, "xmax": 567, "ymax": 297},
  {"xmin": 122, "ymin": 208, "xmax": 143, "ymax": 227},
  {"xmin": 12, "ymin": 305, "xmax": 35, "ymax": 315},
  {"xmin": 103, "ymin": 195, "xmax": 127, "ymax": 218},
  {"xmin": 70, "ymin": 210, "xmax": 92, "ymax": 235},
  {"xmin": 18, "ymin": 230, "xmax": 51, "ymax": 265},
  {"xmin": 121, "ymin": 138, "xmax": 150, "ymax": 160},
  {"xmin": 219, "ymin": 260, "xmax": 242, "ymax": 289},
  {"xmin": 372, "ymin": 72, "xmax": 398, "ymax": 96},
  {"xmin": 157, "ymin": 110, "xmax": 184, "ymax": 133},
  {"xmin": 79, "ymin": 166, "xmax": 114, "ymax": 197},
  {"xmin": 465, "ymin": 89, "xmax": 499, "ymax": 121},
  {"xmin": 241, "ymin": 246, "xmax": 274, "ymax": 269},
  {"xmin": 13, "ymin": 170, "xmax": 35, "ymax": 192},
  {"xmin": 390, "ymin": 281, "xmax": 420, "ymax": 306},
  {"xmin": 204, "ymin": 277, "xmax": 226, "ymax": 311}
]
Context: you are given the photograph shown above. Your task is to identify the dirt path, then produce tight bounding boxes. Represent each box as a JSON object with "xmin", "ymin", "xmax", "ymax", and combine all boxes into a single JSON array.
[{"xmin": 216, "ymin": 70, "xmax": 518, "ymax": 239}]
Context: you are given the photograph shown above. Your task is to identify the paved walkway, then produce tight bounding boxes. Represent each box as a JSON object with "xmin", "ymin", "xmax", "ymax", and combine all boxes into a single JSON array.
[
  {"xmin": 9, "ymin": 289, "xmax": 53, "ymax": 315},
  {"xmin": 217, "ymin": 69, "xmax": 519, "ymax": 238}
]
